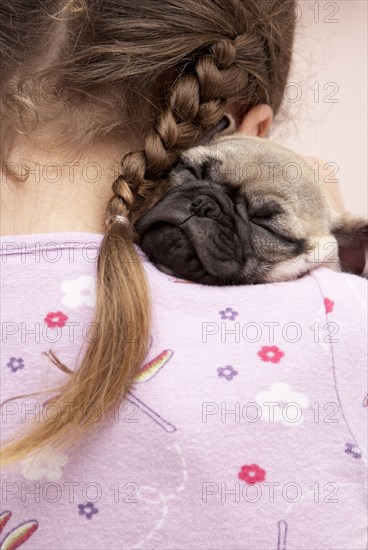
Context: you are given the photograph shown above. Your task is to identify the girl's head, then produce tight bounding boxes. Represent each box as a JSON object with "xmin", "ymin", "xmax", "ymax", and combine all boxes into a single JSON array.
[
  {"xmin": 1, "ymin": 1, "xmax": 295, "ymax": 183},
  {"xmin": 0, "ymin": 0, "xmax": 296, "ymax": 464}
]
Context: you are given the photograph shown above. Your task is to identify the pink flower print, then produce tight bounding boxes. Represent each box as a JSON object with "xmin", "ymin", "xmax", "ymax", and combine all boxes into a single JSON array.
[
  {"xmin": 238, "ymin": 464, "xmax": 266, "ymax": 484},
  {"xmin": 258, "ymin": 345, "xmax": 284, "ymax": 364},
  {"xmin": 219, "ymin": 307, "xmax": 238, "ymax": 320},
  {"xmin": 324, "ymin": 297, "xmax": 334, "ymax": 314},
  {"xmin": 78, "ymin": 502, "xmax": 98, "ymax": 520},
  {"xmin": 44, "ymin": 311, "xmax": 68, "ymax": 328},
  {"xmin": 6, "ymin": 357, "xmax": 25, "ymax": 372},
  {"xmin": 217, "ymin": 365, "xmax": 238, "ymax": 381}
]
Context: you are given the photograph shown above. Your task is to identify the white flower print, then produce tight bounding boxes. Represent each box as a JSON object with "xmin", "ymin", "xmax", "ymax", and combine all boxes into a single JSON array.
[
  {"xmin": 61, "ymin": 275, "xmax": 96, "ymax": 308},
  {"xmin": 256, "ymin": 382, "xmax": 309, "ymax": 427},
  {"xmin": 21, "ymin": 450, "xmax": 68, "ymax": 481}
]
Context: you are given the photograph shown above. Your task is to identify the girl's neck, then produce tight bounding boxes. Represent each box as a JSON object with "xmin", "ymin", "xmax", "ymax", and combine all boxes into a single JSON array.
[{"xmin": 1, "ymin": 134, "xmax": 136, "ymax": 237}]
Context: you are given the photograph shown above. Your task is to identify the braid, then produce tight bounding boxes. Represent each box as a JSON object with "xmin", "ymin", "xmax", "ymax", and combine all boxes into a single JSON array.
[{"xmin": 110, "ymin": 33, "xmax": 270, "ymax": 224}]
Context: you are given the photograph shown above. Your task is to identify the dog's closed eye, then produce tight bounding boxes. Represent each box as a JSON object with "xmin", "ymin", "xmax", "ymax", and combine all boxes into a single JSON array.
[
  {"xmin": 177, "ymin": 160, "xmax": 211, "ymax": 181},
  {"xmin": 248, "ymin": 201, "xmax": 283, "ymax": 222}
]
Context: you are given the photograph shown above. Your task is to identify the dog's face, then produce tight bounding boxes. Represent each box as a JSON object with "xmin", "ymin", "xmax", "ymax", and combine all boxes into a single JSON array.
[{"xmin": 135, "ymin": 134, "xmax": 367, "ymax": 285}]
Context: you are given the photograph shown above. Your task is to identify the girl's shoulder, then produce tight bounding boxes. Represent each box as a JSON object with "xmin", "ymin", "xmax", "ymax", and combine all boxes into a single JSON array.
[{"xmin": 309, "ymin": 267, "xmax": 367, "ymax": 313}]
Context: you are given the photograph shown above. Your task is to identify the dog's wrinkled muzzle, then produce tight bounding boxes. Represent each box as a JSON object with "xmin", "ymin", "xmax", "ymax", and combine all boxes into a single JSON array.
[{"xmin": 134, "ymin": 181, "xmax": 249, "ymax": 285}]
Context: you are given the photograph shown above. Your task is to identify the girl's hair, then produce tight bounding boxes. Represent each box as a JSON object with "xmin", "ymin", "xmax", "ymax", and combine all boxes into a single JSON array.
[{"xmin": 0, "ymin": 0, "xmax": 296, "ymax": 465}]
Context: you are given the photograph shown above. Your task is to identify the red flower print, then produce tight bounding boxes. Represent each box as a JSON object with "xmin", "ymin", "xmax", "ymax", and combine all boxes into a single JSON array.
[
  {"xmin": 238, "ymin": 464, "xmax": 266, "ymax": 484},
  {"xmin": 44, "ymin": 311, "xmax": 68, "ymax": 328},
  {"xmin": 324, "ymin": 297, "xmax": 334, "ymax": 314},
  {"xmin": 257, "ymin": 345, "xmax": 284, "ymax": 364}
]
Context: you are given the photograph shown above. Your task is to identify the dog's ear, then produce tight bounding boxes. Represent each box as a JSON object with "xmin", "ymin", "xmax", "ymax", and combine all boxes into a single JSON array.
[{"xmin": 331, "ymin": 213, "xmax": 368, "ymax": 276}]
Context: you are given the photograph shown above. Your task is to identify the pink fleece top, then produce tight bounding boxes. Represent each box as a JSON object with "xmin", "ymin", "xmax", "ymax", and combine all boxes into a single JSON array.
[{"xmin": 0, "ymin": 232, "xmax": 367, "ymax": 550}]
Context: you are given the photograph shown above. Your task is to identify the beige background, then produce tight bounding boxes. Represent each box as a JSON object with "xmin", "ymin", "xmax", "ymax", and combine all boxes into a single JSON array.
[{"xmin": 271, "ymin": 0, "xmax": 367, "ymax": 216}]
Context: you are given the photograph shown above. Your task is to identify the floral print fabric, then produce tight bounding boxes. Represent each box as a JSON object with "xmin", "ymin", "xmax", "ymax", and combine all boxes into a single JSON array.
[{"xmin": 0, "ymin": 232, "xmax": 367, "ymax": 550}]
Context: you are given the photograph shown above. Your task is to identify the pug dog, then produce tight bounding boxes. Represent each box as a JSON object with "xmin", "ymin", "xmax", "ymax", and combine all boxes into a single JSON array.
[{"xmin": 134, "ymin": 118, "xmax": 367, "ymax": 285}]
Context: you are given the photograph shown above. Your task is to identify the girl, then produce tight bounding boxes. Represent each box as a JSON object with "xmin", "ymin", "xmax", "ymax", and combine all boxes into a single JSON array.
[{"xmin": 1, "ymin": 1, "xmax": 366, "ymax": 549}]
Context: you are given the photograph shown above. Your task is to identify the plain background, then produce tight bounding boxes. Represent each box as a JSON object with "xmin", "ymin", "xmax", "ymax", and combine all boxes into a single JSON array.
[{"xmin": 271, "ymin": 0, "xmax": 367, "ymax": 216}]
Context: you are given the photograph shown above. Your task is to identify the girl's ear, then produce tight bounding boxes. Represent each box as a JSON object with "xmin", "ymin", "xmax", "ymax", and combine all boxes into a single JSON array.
[
  {"xmin": 331, "ymin": 214, "xmax": 368, "ymax": 277},
  {"xmin": 236, "ymin": 104, "xmax": 274, "ymax": 137}
]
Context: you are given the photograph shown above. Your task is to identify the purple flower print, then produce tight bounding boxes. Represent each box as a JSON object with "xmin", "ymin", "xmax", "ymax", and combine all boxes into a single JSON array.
[
  {"xmin": 78, "ymin": 502, "xmax": 98, "ymax": 519},
  {"xmin": 345, "ymin": 442, "xmax": 361, "ymax": 459},
  {"xmin": 219, "ymin": 307, "xmax": 238, "ymax": 321},
  {"xmin": 6, "ymin": 357, "xmax": 25, "ymax": 372},
  {"xmin": 217, "ymin": 365, "xmax": 238, "ymax": 381}
]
